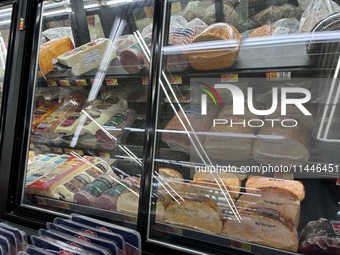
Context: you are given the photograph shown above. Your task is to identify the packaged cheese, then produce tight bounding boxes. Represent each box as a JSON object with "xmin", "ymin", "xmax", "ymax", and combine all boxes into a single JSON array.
[
  {"xmin": 32, "ymin": 96, "xmax": 63, "ymax": 131},
  {"xmin": 34, "ymin": 91, "xmax": 88, "ymax": 137},
  {"xmin": 56, "ymin": 38, "xmax": 117, "ymax": 76},
  {"xmin": 26, "ymin": 154, "xmax": 71, "ymax": 185},
  {"xmin": 55, "ymin": 96, "xmax": 127, "ymax": 137},
  {"xmin": 27, "ymin": 155, "xmax": 93, "ymax": 197},
  {"xmin": 38, "ymin": 37, "xmax": 74, "ymax": 76}
]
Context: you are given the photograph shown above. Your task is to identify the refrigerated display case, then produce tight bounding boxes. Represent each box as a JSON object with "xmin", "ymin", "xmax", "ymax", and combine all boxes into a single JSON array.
[
  {"xmin": 144, "ymin": 0, "xmax": 340, "ymax": 255},
  {"xmin": 1, "ymin": 0, "xmax": 340, "ymax": 255}
]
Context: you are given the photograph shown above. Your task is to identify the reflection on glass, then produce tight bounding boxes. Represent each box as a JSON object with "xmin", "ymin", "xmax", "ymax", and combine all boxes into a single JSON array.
[
  {"xmin": 150, "ymin": 0, "xmax": 340, "ymax": 254},
  {"xmin": 22, "ymin": 0, "xmax": 153, "ymax": 223},
  {"xmin": 0, "ymin": 4, "xmax": 11, "ymax": 112}
]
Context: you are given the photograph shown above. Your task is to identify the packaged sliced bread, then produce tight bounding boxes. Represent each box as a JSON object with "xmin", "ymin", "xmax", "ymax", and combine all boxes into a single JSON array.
[
  {"xmin": 164, "ymin": 199, "xmax": 223, "ymax": 234},
  {"xmin": 236, "ymin": 187, "xmax": 301, "ymax": 227},
  {"xmin": 222, "ymin": 207, "xmax": 299, "ymax": 252},
  {"xmin": 245, "ymin": 175, "xmax": 305, "ymax": 201},
  {"xmin": 186, "ymin": 22, "xmax": 241, "ymax": 71}
]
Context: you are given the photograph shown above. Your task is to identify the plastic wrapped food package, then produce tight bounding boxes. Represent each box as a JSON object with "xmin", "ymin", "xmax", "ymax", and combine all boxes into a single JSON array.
[
  {"xmin": 249, "ymin": 24, "xmax": 276, "ymax": 37},
  {"xmin": 298, "ymin": 0, "xmax": 340, "ymax": 32},
  {"xmin": 202, "ymin": 4, "xmax": 244, "ymax": 27},
  {"xmin": 42, "ymin": 27, "xmax": 74, "ymax": 43},
  {"xmin": 169, "ymin": 15, "xmax": 189, "ymax": 32},
  {"xmin": 180, "ymin": 1, "xmax": 211, "ymax": 22},
  {"xmin": 299, "ymin": 218, "xmax": 340, "ymax": 254},
  {"xmin": 186, "ymin": 18, "xmax": 208, "ymax": 34},
  {"xmin": 272, "ymin": 17, "xmax": 300, "ymax": 35},
  {"xmin": 166, "ymin": 28, "xmax": 197, "ymax": 73},
  {"xmin": 186, "ymin": 23, "xmax": 242, "ymax": 71},
  {"xmin": 244, "ymin": 4, "xmax": 303, "ymax": 29},
  {"xmin": 114, "ymin": 34, "xmax": 137, "ymax": 56}
]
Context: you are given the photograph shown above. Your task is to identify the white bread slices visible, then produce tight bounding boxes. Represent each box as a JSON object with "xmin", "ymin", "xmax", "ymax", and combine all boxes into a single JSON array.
[
  {"xmin": 245, "ymin": 176, "xmax": 305, "ymax": 201},
  {"xmin": 164, "ymin": 199, "xmax": 223, "ymax": 234},
  {"xmin": 236, "ymin": 187, "xmax": 301, "ymax": 227},
  {"xmin": 222, "ymin": 207, "xmax": 299, "ymax": 252}
]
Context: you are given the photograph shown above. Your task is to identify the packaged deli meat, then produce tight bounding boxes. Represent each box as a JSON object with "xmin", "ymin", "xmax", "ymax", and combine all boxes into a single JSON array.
[
  {"xmin": 96, "ymin": 108, "xmax": 137, "ymax": 151},
  {"xmin": 53, "ymin": 158, "xmax": 111, "ymax": 202},
  {"xmin": 166, "ymin": 28, "xmax": 197, "ymax": 73},
  {"xmin": 56, "ymin": 38, "xmax": 117, "ymax": 76},
  {"xmin": 161, "ymin": 105, "xmax": 218, "ymax": 154},
  {"xmin": 236, "ymin": 187, "xmax": 301, "ymax": 227},
  {"xmin": 119, "ymin": 34, "xmax": 151, "ymax": 74},
  {"xmin": 46, "ymin": 223, "xmax": 121, "ymax": 255},
  {"xmin": 186, "ymin": 23, "xmax": 241, "ymax": 71},
  {"xmin": 245, "ymin": 175, "xmax": 305, "ymax": 201},
  {"xmin": 95, "ymin": 176, "xmax": 139, "ymax": 211},
  {"xmin": 298, "ymin": 0, "xmax": 340, "ymax": 33},
  {"xmin": 252, "ymin": 118, "xmax": 311, "ymax": 165},
  {"xmin": 38, "ymin": 37, "xmax": 74, "ymax": 76},
  {"xmin": 222, "ymin": 207, "xmax": 299, "ymax": 252},
  {"xmin": 74, "ymin": 171, "xmax": 119, "ymax": 207},
  {"xmin": 164, "ymin": 199, "xmax": 223, "ymax": 234},
  {"xmin": 299, "ymin": 218, "xmax": 340, "ymax": 254}
]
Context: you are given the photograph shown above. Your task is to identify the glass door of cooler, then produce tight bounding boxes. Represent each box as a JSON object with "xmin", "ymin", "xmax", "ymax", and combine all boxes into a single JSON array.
[
  {"xmin": 147, "ymin": 0, "xmax": 340, "ymax": 254},
  {"xmin": 0, "ymin": 2, "xmax": 14, "ymax": 118},
  {"xmin": 21, "ymin": 0, "xmax": 154, "ymax": 226}
]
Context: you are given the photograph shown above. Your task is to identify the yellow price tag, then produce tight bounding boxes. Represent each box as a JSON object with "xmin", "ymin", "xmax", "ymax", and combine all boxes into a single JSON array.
[
  {"xmin": 105, "ymin": 79, "xmax": 118, "ymax": 85},
  {"xmin": 47, "ymin": 80, "xmax": 57, "ymax": 86},
  {"xmin": 221, "ymin": 73, "xmax": 238, "ymax": 82},
  {"xmin": 167, "ymin": 76, "xmax": 182, "ymax": 84},
  {"xmin": 231, "ymin": 240, "xmax": 251, "ymax": 251},
  {"xmin": 59, "ymin": 80, "xmax": 71, "ymax": 86}
]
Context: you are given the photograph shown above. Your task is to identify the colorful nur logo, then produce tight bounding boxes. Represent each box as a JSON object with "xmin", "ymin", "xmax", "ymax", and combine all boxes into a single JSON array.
[{"xmin": 199, "ymin": 82, "xmax": 223, "ymax": 115}]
